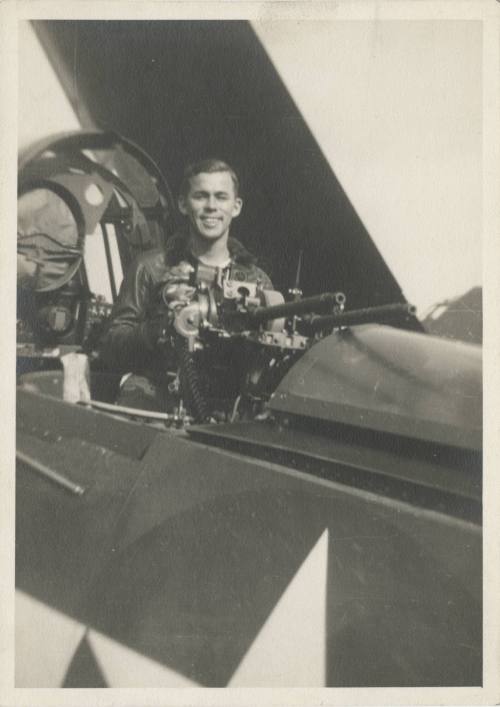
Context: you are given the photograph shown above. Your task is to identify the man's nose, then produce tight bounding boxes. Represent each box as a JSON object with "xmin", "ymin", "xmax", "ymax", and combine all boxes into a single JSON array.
[{"xmin": 204, "ymin": 195, "xmax": 217, "ymax": 211}]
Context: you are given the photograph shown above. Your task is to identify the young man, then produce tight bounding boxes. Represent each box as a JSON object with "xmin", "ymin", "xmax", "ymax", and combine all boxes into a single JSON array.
[{"xmin": 98, "ymin": 158, "xmax": 272, "ymax": 411}]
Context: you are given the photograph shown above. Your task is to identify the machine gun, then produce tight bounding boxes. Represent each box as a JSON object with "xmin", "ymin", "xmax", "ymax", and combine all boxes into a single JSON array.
[{"xmin": 160, "ymin": 265, "xmax": 416, "ymax": 425}]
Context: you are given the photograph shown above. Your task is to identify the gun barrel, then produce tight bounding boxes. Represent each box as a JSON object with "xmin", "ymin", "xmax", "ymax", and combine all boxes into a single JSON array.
[
  {"xmin": 250, "ymin": 292, "xmax": 345, "ymax": 324},
  {"xmin": 306, "ymin": 302, "xmax": 417, "ymax": 331}
]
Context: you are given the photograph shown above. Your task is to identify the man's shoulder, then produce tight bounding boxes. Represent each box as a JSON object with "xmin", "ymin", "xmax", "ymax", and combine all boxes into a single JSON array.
[
  {"xmin": 135, "ymin": 247, "xmax": 166, "ymax": 268},
  {"xmin": 127, "ymin": 248, "xmax": 171, "ymax": 287},
  {"xmin": 228, "ymin": 237, "xmax": 256, "ymax": 266},
  {"xmin": 131, "ymin": 232, "xmax": 188, "ymax": 269},
  {"xmin": 130, "ymin": 236, "xmax": 272, "ymax": 285},
  {"xmin": 230, "ymin": 261, "xmax": 273, "ymax": 288},
  {"xmin": 227, "ymin": 239, "xmax": 271, "ymax": 288}
]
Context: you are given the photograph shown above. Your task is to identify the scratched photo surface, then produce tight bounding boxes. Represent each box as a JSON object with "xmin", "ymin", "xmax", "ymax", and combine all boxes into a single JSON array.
[{"xmin": 10, "ymin": 10, "xmax": 490, "ymax": 703}]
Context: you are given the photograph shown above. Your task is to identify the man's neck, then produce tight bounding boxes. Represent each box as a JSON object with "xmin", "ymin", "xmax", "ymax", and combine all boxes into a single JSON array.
[{"xmin": 188, "ymin": 231, "xmax": 231, "ymax": 267}]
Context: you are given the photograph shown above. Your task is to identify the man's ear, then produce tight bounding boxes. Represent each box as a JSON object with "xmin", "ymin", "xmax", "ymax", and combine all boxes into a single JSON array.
[
  {"xmin": 178, "ymin": 196, "xmax": 188, "ymax": 216},
  {"xmin": 232, "ymin": 197, "xmax": 243, "ymax": 218}
]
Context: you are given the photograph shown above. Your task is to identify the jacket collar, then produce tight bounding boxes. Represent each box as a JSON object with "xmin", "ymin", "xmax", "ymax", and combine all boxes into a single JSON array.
[{"xmin": 165, "ymin": 230, "xmax": 257, "ymax": 267}]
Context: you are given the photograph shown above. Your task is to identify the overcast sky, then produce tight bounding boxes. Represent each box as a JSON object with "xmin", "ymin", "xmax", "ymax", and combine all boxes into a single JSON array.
[{"xmin": 253, "ymin": 20, "xmax": 482, "ymax": 314}]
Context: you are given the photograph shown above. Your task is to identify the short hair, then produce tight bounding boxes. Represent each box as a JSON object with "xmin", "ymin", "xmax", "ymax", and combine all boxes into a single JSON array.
[{"xmin": 179, "ymin": 158, "xmax": 240, "ymax": 198}]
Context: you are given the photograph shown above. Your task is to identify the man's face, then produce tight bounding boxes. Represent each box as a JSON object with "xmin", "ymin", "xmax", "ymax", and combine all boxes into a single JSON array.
[{"xmin": 178, "ymin": 171, "xmax": 242, "ymax": 242}]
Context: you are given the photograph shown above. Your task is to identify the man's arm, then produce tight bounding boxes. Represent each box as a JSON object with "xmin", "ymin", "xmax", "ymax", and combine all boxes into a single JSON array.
[{"xmin": 98, "ymin": 255, "xmax": 164, "ymax": 373}]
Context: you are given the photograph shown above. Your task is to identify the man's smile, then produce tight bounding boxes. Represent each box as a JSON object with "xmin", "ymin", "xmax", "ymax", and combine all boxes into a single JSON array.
[{"xmin": 201, "ymin": 216, "xmax": 222, "ymax": 226}]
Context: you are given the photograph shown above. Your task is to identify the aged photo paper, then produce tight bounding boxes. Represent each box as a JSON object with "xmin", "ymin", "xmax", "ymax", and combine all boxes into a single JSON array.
[{"xmin": 1, "ymin": 1, "xmax": 499, "ymax": 706}]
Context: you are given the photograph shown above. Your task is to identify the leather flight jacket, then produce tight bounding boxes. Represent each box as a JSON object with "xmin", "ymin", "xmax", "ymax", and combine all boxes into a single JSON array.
[{"xmin": 98, "ymin": 232, "xmax": 272, "ymax": 374}]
